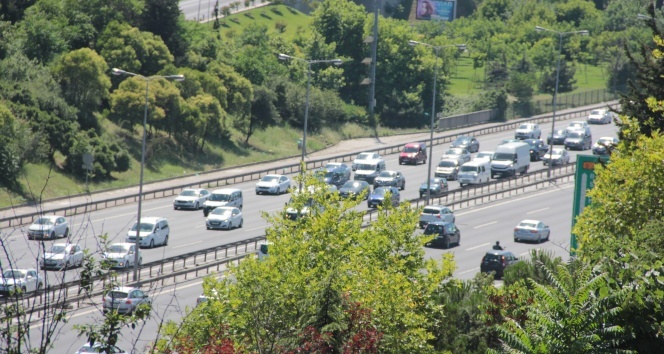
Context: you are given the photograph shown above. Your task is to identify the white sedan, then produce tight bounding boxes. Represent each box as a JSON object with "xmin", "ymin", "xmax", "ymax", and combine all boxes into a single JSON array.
[
  {"xmin": 26, "ymin": 215, "xmax": 69, "ymax": 240},
  {"xmin": 513, "ymin": 220, "xmax": 550, "ymax": 243},
  {"xmin": 173, "ymin": 188, "xmax": 210, "ymax": 210},
  {"xmin": 0, "ymin": 269, "xmax": 44, "ymax": 296},
  {"xmin": 542, "ymin": 148, "xmax": 570, "ymax": 166},
  {"xmin": 206, "ymin": 207, "xmax": 243, "ymax": 230},
  {"xmin": 40, "ymin": 243, "xmax": 84, "ymax": 270},
  {"xmin": 255, "ymin": 174, "xmax": 291, "ymax": 195}
]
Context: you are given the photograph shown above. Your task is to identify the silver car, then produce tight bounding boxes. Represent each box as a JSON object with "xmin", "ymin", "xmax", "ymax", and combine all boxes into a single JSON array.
[
  {"xmin": 102, "ymin": 286, "xmax": 151, "ymax": 315},
  {"xmin": 103, "ymin": 243, "xmax": 142, "ymax": 269},
  {"xmin": 255, "ymin": 174, "xmax": 291, "ymax": 195},
  {"xmin": 352, "ymin": 152, "xmax": 381, "ymax": 171},
  {"xmin": 40, "ymin": 243, "xmax": 84, "ymax": 270},
  {"xmin": 513, "ymin": 219, "xmax": 550, "ymax": 243},
  {"xmin": 27, "ymin": 215, "xmax": 69, "ymax": 240},
  {"xmin": 0, "ymin": 269, "xmax": 44, "ymax": 296},
  {"xmin": 542, "ymin": 148, "xmax": 570, "ymax": 166},
  {"xmin": 173, "ymin": 188, "xmax": 210, "ymax": 210},
  {"xmin": 206, "ymin": 207, "xmax": 243, "ymax": 230},
  {"xmin": 373, "ymin": 170, "xmax": 406, "ymax": 190},
  {"xmin": 75, "ymin": 342, "xmax": 128, "ymax": 354},
  {"xmin": 515, "ymin": 123, "xmax": 541, "ymax": 139},
  {"xmin": 440, "ymin": 148, "xmax": 471, "ymax": 164},
  {"xmin": 419, "ymin": 205, "xmax": 455, "ymax": 229},
  {"xmin": 587, "ymin": 109, "xmax": 613, "ymax": 124},
  {"xmin": 435, "ymin": 159, "xmax": 461, "ymax": 180},
  {"xmin": 451, "ymin": 136, "xmax": 480, "ymax": 153}
]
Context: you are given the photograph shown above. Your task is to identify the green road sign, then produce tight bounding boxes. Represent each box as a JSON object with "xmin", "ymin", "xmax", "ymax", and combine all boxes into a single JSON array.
[{"xmin": 571, "ymin": 154, "xmax": 607, "ymax": 255}]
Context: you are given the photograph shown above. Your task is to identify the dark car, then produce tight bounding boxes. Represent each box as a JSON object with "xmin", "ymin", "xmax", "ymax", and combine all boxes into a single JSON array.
[
  {"xmin": 373, "ymin": 170, "xmax": 405, "ymax": 190},
  {"xmin": 367, "ymin": 187, "xmax": 400, "ymax": 208},
  {"xmin": 480, "ymin": 250, "xmax": 520, "ymax": 278},
  {"xmin": 322, "ymin": 168, "xmax": 350, "ymax": 188},
  {"xmin": 564, "ymin": 130, "xmax": 592, "ymax": 150},
  {"xmin": 423, "ymin": 222, "xmax": 460, "ymax": 249},
  {"xmin": 547, "ymin": 129, "xmax": 568, "ymax": 145},
  {"xmin": 450, "ymin": 136, "xmax": 480, "ymax": 153},
  {"xmin": 338, "ymin": 180, "xmax": 370, "ymax": 200},
  {"xmin": 419, "ymin": 178, "xmax": 448, "ymax": 198},
  {"xmin": 523, "ymin": 139, "xmax": 549, "ymax": 161}
]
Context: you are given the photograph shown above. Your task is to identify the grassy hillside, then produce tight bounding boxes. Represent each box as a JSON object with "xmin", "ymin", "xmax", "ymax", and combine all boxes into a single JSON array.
[{"xmin": 217, "ymin": 4, "xmax": 312, "ymax": 42}]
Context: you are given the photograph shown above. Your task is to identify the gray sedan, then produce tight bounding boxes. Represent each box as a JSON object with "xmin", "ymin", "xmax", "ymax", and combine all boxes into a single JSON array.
[
  {"xmin": 440, "ymin": 148, "xmax": 471, "ymax": 164},
  {"xmin": 513, "ymin": 219, "xmax": 550, "ymax": 243},
  {"xmin": 373, "ymin": 170, "xmax": 405, "ymax": 190},
  {"xmin": 542, "ymin": 148, "xmax": 570, "ymax": 166}
]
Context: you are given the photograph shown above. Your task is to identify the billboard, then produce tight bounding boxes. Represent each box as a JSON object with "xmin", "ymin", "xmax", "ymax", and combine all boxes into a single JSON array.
[{"xmin": 416, "ymin": 0, "xmax": 456, "ymax": 21}]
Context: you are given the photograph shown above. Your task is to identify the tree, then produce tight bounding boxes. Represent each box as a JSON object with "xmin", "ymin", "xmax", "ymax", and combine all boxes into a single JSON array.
[
  {"xmin": 140, "ymin": 0, "xmax": 189, "ymax": 62},
  {"xmin": 52, "ymin": 48, "xmax": 112, "ymax": 131},
  {"xmin": 234, "ymin": 84, "xmax": 279, "ymax": 145},
  {"xmin": 156, "ymin": 174, "xmax": 455, "ymax": 352},
  {"xmin": 185, "ymin": 93, "xmax": 227, "ymax": 152},
  {"xmin": 65, "ymin": 129, "xmax": 131, "ymax": 180},
  {"xmin": 538, "ymin": 60, "xmax": 577, "ymax": 97},
  {"xmin": 0, "ymin": 0, "xmax": 37, "ymax": 23}
]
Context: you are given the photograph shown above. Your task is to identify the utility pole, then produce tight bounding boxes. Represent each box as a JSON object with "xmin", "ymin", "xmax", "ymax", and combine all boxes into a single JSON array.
[{"xmin": 369, "ymin": 0, "xmax": 380, "ymax": 142}]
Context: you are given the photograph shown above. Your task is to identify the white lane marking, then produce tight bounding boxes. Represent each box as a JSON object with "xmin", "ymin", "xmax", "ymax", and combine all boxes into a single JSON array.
[
  {"xmin": 457, "ymin": 267, "xmax": 479, "ymax": 275},
  {"xmin": 172, "ymin": 241, "xmax": 202, "ymax": 249},
  {"xmin": 465, "ymin": 242, "xmax": 490, "ymax": 251},
  {"xmin": 456, "ymin": 184, "xmax": 573, "ymax": 216},
  {"xmin": 527, "ymin": 207, "xmax": 550, "ymax": 215},
  {"xmin": 520, "ymin": 249, "xmax": 539, "ymax": 256},
  {"xmin": 70, "ymin": 204, "xmax": 176, "ymax": 228},
  {"xmin": 474, "ymin": 221, "xmax": 497, "ymax": 229},
  {"xmin": 244, "ymin": 225, "xmax": 266, "ymax": 232}
]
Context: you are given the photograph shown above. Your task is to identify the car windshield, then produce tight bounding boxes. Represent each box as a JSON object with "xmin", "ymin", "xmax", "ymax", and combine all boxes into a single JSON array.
[
  {"xmin": 590, "ymin": 110, "xmax": 603, "ymax": 115},
  {"xmin": 379, "ymin": 171, "xmax": 396, "ymax": 178},
  {"xmin": 324, "ymin": 171, "xmax": 338, "ymax": 178},
  {"xmin": 494, "ymin": 153, "xmax": 516, "ymax": 161},
  {"xmin": 356, "ymin": 153, "xmax": 371, "ymax": 160},
  {"xmin": 78, "ymin": 344, "xmax": 121, "ymax": 353},
  {"xmin": 553, "ymin": 129, "xmax": 566, "ymax": 135},
  {"xmin": 518, "ymin": 222, "xmax": 538, "ymax": 228},
  {"xmin": 261, "ymin": 176, "xmax": 279, "ymax": 183},
  {"xmin": 422, "ymin": 180, "xmax": 440, "ymax": 187},
  {"xmin": 568, "ymin": 123, "xmax": 584, "ymax": 129},
  {"xmin": 551, "ymin": 149, "xmax": 564, "ymax": 156},
  {"xmin": 404, "ymin": 146, "xmax": 419, "ymax": 152},
  {"xmin": 107, "ymin": 291, "xmax": 129, "ymax": 299},
  {"xmin": 211, "ymin": 208, "xmax": 233, "ymax": 216},
  {"xmin": 460, "ymin": 165, "xmax": 477, "ymax": 172},
  {"xmin": 131, "ymin": 222, "xmax": 155, "ymax": 232},
  {"xmin": 424, "ymin": 224, "xmax": 446, "ymax": 235},
  {"xmin": 518, "ymin": 124, "xmax": 530, "ymax": 130},
  {"xmin": 108, "ymin": 245, "xmax": 129, "ymax": 253},
  {"xmin": 568, "ymin": 132, "xmax": 583, "ymax": 138},
  {"xmin": 372, "ymin": 188, "xmax": 388, "ymax": 195},
  {"xmin": 598, "ymin": 138, "xmax": 614, "ymax": 145},
  {"xmin": 48, "ymin": 245, "xmax": 66, "ymax": 253},
  {"xmin": 438, "ymin": 160, "xmax": 457, "ymax": 167},
  {"xmin": 445, "ymin": 148, "xmax": 463, "ymax": 155},
  {"xmin": 209, "ymin": 193, "xmax": 230, "ymax": 201},
  {"xmin": 2, "ymin": 270, "xmax": 25, "ymax": 279},
  {"xmin": 484, "ymin": 253, "xmax": 503, "ymax": 262},
  {"xmin": 34, "ymin": 218, "xmax": 54, "ymax": 225},
  {"xmin": 342, "ymin": 181, "xmax": 362, "ymax": 189},
  {"xmin": 324, "ymin": 163, "xmax": 341, "ymax": 170},
  {"xmin": 179, "ymin": 190, "xmax": 196, "ymax": 197},
  {"xmin": 357, "ymin": 164, "xmax": 376, "ymax": 171},
  {"xmin": 454, "ymin": 137, "xmax": 469, "ymax": 144}
]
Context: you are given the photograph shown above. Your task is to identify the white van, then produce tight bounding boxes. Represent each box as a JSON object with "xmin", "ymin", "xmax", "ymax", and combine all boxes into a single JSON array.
[
  {"xmin": 353, "ymin": 159, "xmax": 386, "ymax": 184},
  {"xmin": 203, "ymin": 188, "xmax": 243, "ymax": 216},
  {"xmin": 491, "ymin": 142, "xmax": 530, "ymax": 178},
  {"xmin": 457, "ymin": 160, "xmax": 491, "ymax": 186}
]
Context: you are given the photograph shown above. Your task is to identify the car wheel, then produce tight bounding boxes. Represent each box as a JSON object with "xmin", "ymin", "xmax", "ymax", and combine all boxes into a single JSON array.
[
  {"xmin": 276, "ymin": 187, "xmax": 281, "ymax": 195},
  {"xmin": 444, "ymin": 237, "xmax": 450, "ymax": 249},
  {"xmin": 50, "ymin": 232, "xmax": 56, "ymax": 240},
  {"xmin": 423, "ymin": 158, "xmax": 426, "ymax": 165},
  {"xmin": 206, "ymin": 225, "xmax": 210, "ymax": 230},
  {"xmin": 401, "ymin": 181, "xmax": 405, "ymax": 191},
  {"xmin": 149, "ymin": 239, "xmax": 155, "ymax": 248},
  {"xmin": 399, "ymin": 160, "xmax": 403, "ymax": 165},
  {"xmin": 546, "ymin": 232, "xmax": 550, "ymax": 241},
  {"xmin": 228, "ymin": 222, "xmax": 233, "ymax": 230},
  {"xmin": 64, "ymin": 260, "xmax": 71, "ymax": 270},
  {"xmin": 239, "ymin": 219, "xmax": 243, "ymax": 228},
  {"xmin": 456, "ymin": 235, "xmax": 461, "ymax": 246},
  {"xmin": 163, "ymin": 235, "xmax": 169, "ymax": 246},
  {"xmin": 125, "ymin": 261, "xmax": 130, "ymax": 269},
  {"xmin": 514, "ymin": 238, "xmax": 519, "ymax": 242},
  {"xmin": 63, "ymin": 228, "xmax": 69, "ymax": 239},
  {"xmin": 194, "ymin": 202, "xmax": 199, "ymax": 210},
  {"xmin": 537, "ymin": 235, "xmax": 542, "ymax": 243}
]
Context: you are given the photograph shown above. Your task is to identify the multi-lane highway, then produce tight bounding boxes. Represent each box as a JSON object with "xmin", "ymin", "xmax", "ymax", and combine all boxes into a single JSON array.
[
  {"xmin": 179, "ymin": 0, "xmax": 267, "ymax": 22},
  {"xmin": 10, "ymin": 117, "xmax": 617, "ymax": 352}
]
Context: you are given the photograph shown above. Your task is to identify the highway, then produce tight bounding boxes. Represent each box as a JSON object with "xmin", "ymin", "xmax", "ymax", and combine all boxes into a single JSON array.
[
  {"xmin": 179, "ymin": 0, "xmax": 267, "ymax": 22},
  {"xmin": 6, "ymin": 118, "xmax": 617, "ymax": 352}
]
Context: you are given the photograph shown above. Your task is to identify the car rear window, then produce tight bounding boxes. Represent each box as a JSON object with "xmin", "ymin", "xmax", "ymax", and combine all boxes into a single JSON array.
[
  {"xmin": 107, "ymin": 291, "xmax": 128, "ymax": 299},
  {"xmin": 484, "ymin": 254, "xmax": 502, "ymax": 262},
  {"xmin": 422, "ymin": 207, "xmax": 441, "ymax": 215},
  {"xmin": 424, "ymin": 224, "xmax": 445, "ymax": 235}
]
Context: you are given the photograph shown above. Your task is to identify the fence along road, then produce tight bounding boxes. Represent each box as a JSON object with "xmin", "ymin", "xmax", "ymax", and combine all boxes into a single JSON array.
[{"xmin": 0, "ymin": 101, "xmax": 619, "ymax": 229}]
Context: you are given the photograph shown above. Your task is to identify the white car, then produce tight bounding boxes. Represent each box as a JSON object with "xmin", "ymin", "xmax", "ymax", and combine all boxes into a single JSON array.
[
  {"xmin": 440, "ymin": 148, "xmax": 471, "ymax": 164},
  {"xmin": 352, "ymin": 152, "xmax": 381, "ymax": 171},
  {"xmin": 126, "ymin": 217, "xmax": 170, "ymax": 248},
  {"xmin": 75, "ymin": 343, "xmax": 128, "ymax": 354},
  {"xmin": 206, "ymin": 206, "xmax": 243, "ymax": 230},
  {"xmin": 515, "ymin": 123, "xmax": 541, "ymax": 139},
  {"xmin": 255, "ymin": 174, "xmax": 291, "ymax": 195},
  {"xmin": 103, "ymin": 243, "xmax": 142, "ymax": 269},
  {"xmin": 587, "ymin": 109, "xmax": 613, "ymax": 124},
  {"xmin": 419, "ymin": 205, "xmax": 455, "ymax": 229},
  {"xmin": 593, "ymin": 136, "xmax": 619, "ymax": 155},
  {"xmin": 173, "ymin": 188, "xmax": 210, "ymax": 210},
  {"xmin": 40, "ymin": 243, "xmax": 84, "ymax": 270},
  {"xmin": 565, "ymin": 120, "xmax": 591, "ymax": 135},
  {"xmin": 26, "ymin": 215, "xmax": 69, "ymax": 240},
  {"xmin": 513, "ymin": 219, "xmax": 550, "ymax": 243},
  {"xmin": 102, "ymin": 286, "xmax": 151, "ymax": 315},
  {"xmin": 0, "ymin": 269, "xmax": 44, "ymax": 296},
  {"xmin": 542, "ymin": 148, "xmax": 570, "ymax": 166},
  {"xmin": 474, "ymin": 151, "xmax": 495, "ymax": 161}
]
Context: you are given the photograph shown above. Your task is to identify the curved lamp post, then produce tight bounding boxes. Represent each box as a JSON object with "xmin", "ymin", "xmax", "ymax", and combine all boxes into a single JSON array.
[
  {"xmin": 407, "ymin": 40, "xmax": 466, "ymax": 206},
  {"xmin": 534, "ymin": 26, "xmax": 589, "ymax": 178},
  {"xmin": 277, "ymin": 54, "xmax": 343, "ymax": 188},
  {"xmin": 111, "ymin": 68, "xmax": 184, "ymax": 282}
]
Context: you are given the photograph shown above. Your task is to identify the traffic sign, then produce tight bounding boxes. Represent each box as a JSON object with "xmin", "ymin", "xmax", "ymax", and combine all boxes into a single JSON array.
[{"xmin": 571, "ymin": 154, "xmax": 607, "ymax": 254}]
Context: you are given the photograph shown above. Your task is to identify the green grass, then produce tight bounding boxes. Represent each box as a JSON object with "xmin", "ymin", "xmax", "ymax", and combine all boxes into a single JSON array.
[{"xmin": 217, "ymin": 4, "xmax": 312, "ymax": 42}]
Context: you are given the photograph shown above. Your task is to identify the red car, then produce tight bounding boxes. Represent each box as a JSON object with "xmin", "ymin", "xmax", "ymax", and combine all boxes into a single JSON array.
[{"xmin": 399, "ymin": 142, "xmax": 427, "ymax": 165}]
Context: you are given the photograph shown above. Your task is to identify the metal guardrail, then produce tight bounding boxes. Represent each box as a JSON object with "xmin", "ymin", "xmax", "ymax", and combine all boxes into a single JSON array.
[{"xmin": 0, "ymin": 102, "xmax": 615, "ymax": 229}]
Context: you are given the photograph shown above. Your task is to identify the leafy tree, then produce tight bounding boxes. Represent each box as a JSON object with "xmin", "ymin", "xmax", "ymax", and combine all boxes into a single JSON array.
[
  {"xmin": 14, "ymin": 8, "xmax": 69, "ymax": 63},
  {"xmin": 555, "ymin": 0, "xmax": 602, "ymax": 28},
  {"xmin": 492, "ymin": 258, "xmax": 630, "ymax": 353},
  {"xmin": 184, "ymin": 93, "xmax": 227, "ymax": 152},
  {"xmin": 477, "ymin": 0, "xmax": 511, "ymax": 22},
  {"xmin": 52, "ymin": 48, "xmax": 111, "ymax": 131},
  {"xmin": 207, "ymin": 62, "xmax": 252, "ymax": 120},
  {"xmin": 538, "ymin": 60, "xmax": 577, "ymax": 97},
  {"xmin": 156, "ymin": 174, "xmax": 455, "ymax": 352},
  {"xmin": 234, "ymin": 84, "xmax": 279, "ymax": 145},
  {"xmin": 0, "ymin": 0, "xmax": 37, "ymax": 23},
  {"xmin": 140, "ymin": 0, "xmax": 189, "ymax": 62},
  {"xmin": 65, "ymin": 129, "xmax": 131, "ymax": 180}
]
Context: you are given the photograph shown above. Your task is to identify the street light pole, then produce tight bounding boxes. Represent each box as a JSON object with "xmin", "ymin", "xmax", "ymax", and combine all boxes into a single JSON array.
[
  {"xmin": 534, "ymin": 26, "xmax": 589, "ymax": 178},
  {"xmin": 277, "ymin": 54, "xmax": 343, "ymax": 189},
  {"xmin": 408, "ymin": 40, "xmax": 466, "ymax": 205},
  {"xmin": 111, "ymin": 68, "xmax": 184, "ymax": 283}
]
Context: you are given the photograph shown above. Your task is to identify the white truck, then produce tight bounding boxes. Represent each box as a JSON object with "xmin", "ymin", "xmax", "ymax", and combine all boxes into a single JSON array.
[{"xmin": 490, "ymin": 142, "xmax": 530, "ymax": 178}]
